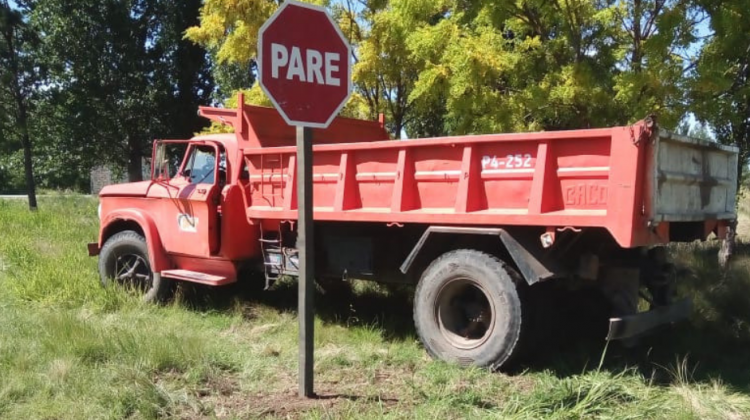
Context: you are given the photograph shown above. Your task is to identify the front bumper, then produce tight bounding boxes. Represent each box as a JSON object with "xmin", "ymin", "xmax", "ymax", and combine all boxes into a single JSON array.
[{"xmin": 607, "ymin": 298, "xmax": 692, "ymax": 341}]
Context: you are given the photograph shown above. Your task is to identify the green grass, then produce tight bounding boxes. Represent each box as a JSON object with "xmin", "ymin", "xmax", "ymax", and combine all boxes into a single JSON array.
[{"xmin": 1, "ymin": 196, "xmax": 750, "ymax": 419}]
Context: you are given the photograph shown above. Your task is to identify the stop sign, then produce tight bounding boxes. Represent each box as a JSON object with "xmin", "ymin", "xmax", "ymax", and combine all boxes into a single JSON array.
[{"xmin": 257, "ymin": 1, "xmax": 352, "ymax": 128}]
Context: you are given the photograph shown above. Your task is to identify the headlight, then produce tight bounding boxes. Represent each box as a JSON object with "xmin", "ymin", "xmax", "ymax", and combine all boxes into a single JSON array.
[{"xmin": 98, "ymin": 202, "xmax": 102, "ymax": 220}]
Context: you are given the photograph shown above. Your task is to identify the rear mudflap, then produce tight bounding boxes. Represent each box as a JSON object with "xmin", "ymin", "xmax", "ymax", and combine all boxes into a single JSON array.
[{"xmin": 606, "ymin": 298, "xmax": 691, "ymax": 341}]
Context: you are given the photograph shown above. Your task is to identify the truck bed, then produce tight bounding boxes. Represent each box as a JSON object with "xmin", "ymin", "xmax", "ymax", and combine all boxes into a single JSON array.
[{"xmin": 242, "ymin": 118, "xmax": 738, "ymax": 248}]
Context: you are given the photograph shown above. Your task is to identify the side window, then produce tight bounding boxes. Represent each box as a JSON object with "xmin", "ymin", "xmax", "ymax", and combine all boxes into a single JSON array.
[{"xmin": 183, "ymin": 146, "xmax": 217, "ymax": 184}]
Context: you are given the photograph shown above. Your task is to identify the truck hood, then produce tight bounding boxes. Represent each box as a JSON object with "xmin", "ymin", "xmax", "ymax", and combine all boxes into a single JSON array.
[{"xmin": 99, "ymin": 180, "xmax": 153, "ymax": 197}]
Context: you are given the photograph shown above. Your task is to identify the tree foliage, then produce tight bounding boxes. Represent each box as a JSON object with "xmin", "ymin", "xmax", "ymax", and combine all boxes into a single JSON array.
[
  {"xmin": 186, "ymin": 0, "xmax": 700, "ymax": 139},
  {"xmin": 691, "ymin": 0, "xmax": 750, "ymax": 188},
  {"xmin": 397, "ymin": 0, "xmax": 696, "ymax": 135},
  {"xmin": 184, "ymin": 0, "xmax": 324, "ymax": 105},
  {"xmin": 28, "ymin": 0, "xmax": 213, "ymax": 182}
]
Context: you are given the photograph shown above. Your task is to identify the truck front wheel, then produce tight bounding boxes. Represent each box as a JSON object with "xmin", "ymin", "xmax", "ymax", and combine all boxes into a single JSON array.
[
  {"xmin": 98, "ymin": 230, "xmax": 172, "ymax": 302},
  {"xmin": 413, "ymin": 249, "xmax": 524, "ymax": 370}
]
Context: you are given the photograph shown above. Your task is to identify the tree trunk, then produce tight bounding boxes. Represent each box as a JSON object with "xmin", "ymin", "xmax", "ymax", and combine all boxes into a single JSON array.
[
  {"xmin": 21, "ymin": 129, "xmax": 37, "ymax": 210},
  {"xmin": 16, "ymin": 91, "xmax": 37, "ymax": 210},
  {"xmin": 393, "ymin": 112, "xmax": 404, "ymax": 140},
  {"xmin": 719, "ymin": 150, "xmax": 746, "ymax": 268},
  {"xmin": 719, "ymin": 219, "xmax": 737, "ymax": 268},
  {"xmin": 127, "ymin": 137, "xmax": 143, "ymax": 182},
  {"xmin": 631, "ymin": 0, "xmax": 643, "ymax": 73},
  {"xmin": 4, "ymin": 9, "xmax": 37, "ymax": 211}
]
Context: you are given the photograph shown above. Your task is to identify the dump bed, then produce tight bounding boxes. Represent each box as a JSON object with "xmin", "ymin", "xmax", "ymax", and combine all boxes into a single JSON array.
[{"xmin": 241, "ymin": 118, "xmax": 738, "ymax": 248}]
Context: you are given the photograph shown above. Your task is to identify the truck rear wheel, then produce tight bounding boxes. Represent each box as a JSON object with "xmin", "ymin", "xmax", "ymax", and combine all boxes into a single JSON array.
[
  {"xmin": 413, "ymin": 249, "xmax": 523, "ymax": 370},
  {"xmin": 98, "ymin": 230, "xmax": 172, "ymax": 302}
]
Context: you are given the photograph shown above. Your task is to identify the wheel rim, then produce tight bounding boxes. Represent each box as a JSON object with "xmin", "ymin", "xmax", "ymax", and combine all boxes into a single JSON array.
[
  {"xmin": 114, "ymin": 253, "xmax": 152, "ymax": 292},
  {"xmin": 435, "ymin": 278, "xmax": 495, "ymax": 350}
]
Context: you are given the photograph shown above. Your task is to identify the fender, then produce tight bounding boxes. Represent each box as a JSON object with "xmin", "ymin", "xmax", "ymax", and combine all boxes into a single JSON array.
[
  {"xmin": 99, "ymin": 209, "xmax": 171, "ymax": 272},
  {"xmin": 399, "ymin": 226, "xmax": 563, "ymax": 285}
]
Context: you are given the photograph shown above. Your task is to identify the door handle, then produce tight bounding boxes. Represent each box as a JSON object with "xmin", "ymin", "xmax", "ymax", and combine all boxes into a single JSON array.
[{"xmin": 197, "ymin": 188, "xmax": 207, "ymax": 194}]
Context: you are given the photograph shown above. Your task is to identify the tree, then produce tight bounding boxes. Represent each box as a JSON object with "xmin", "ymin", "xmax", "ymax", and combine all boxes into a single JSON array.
[
  {"xmin": 185, "ymin": 0, "xmax": 375, "ymax": 135},
  {"xmin": 689, "ymin": 0, "xmax": 750, "ymax": 267},
  {"xmin": 337, "ymin": 0, "xmax": 428, "ymax": 137},
  {"xmin": 187, "ymin": 0, "xmax": 702, "ymax": 140},
  {"xmin": 0, "ymin": 0, "xmax": 39, "ymax": 209},
  {"xmin": 611, "ymin": 0, "xmax": 700, "ymax": 129},
  {"xmin": 403, "ymin": 0, "xmax": 698, "ymax": 135},
  {"xmin": 183, "ymin": 0, "xmax": 292, "ymax": 104},
  {"xmin": 30, "ymin": 0, "xmax": 213, "ymax": 182},
  {"xmin": 691, "ymin": 0, "xmax": 750, "ymax": 190}
]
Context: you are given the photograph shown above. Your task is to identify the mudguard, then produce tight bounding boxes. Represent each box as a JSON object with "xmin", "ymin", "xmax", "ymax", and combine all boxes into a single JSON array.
[
  {"xmin": 399, "ymin": 226, "xmax": 561, "ymax": 285},
  {"xmin": 99, "ymin": 209, "xmax": 171, "ymax": 272}
]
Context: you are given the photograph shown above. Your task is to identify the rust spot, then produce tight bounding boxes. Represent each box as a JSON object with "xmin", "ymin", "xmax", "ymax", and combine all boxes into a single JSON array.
[
  {"xmin": 699, "ymin": 149, "xmax": 719, "ymax": 208},
  {"xmin": 657, "ymin": 170, "xmax": 667, "ymax": 192}
]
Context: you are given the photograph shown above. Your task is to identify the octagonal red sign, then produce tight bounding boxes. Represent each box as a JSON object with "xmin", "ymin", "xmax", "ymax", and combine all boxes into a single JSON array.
[{"xmin": 257, "ymin": 1, "xmax": 352, "ymax": 128}]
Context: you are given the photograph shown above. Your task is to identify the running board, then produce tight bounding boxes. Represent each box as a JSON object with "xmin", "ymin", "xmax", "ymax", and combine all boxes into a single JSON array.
[
  {"xmin": 161, "ymin": 269, "xmax": 235, "ymax": 286},
  {"xmin": 606, "ymin": 298, "xmax": 692, "ymax": 341}
]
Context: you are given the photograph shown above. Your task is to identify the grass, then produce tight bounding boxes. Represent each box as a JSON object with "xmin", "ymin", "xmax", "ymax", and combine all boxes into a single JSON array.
[{"xmin": 1, "ymin": 196, "xmax": 750, "ymax": 419}]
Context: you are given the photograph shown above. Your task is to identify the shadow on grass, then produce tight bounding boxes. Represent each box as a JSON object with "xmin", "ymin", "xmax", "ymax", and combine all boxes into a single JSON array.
[
  {"xmin": 169, "ymin": 242, "xmax": 750, "ymax": 393},
  {"xmin": 522, "ymin": 241, "xmax": 750, "ymax": 394},
  {"xmin": 173, "ymin": 276, "xmax": 418, "ymax": 342},
  {"xmin": 634, "ymin": 241, "xmax": 750, "ymax": 392}
]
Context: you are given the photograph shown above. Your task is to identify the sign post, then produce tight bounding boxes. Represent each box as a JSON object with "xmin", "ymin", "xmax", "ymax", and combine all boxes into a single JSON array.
[
  {"xmin": 257, "ymin": 0, "xmax": 352, "ymax": 398},
  {"xmin": 296, "ymin": 126, "xmax": 314, "ymax": 396}
]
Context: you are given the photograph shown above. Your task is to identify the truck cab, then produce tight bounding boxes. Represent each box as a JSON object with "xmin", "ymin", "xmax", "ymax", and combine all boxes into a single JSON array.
[{"xmin": 90, "ymin": 94, "xmax": 390, "ymax": 299}]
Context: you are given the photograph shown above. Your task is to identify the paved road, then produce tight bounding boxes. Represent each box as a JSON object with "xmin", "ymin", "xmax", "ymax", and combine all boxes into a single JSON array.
[{"xmin": 0, "ymin": 195, "xmax": 94, "ymax": 200}]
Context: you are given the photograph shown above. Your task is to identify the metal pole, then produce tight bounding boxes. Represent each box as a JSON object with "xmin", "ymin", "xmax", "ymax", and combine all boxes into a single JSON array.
[{"xmin": 297, "ymin": 126, "xmax": 315, "ymax": 397}]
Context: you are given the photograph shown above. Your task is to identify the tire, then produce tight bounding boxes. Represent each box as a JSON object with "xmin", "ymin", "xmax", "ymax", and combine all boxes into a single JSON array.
[
  {"xmin": 413, "ymin": 249, "xmax": 523, "ymax": 370},
  {"xmin": 98, "ymin": 230, "xmax": 172, "ymax": 302}
]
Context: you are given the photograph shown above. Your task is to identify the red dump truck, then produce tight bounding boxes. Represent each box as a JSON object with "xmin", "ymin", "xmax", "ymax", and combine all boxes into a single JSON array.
[{"xmin": 89, "ymin": 95, "xmax": 738, "ymax": 369}]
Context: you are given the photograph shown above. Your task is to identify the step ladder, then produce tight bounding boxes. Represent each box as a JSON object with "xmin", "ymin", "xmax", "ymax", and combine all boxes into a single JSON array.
[{"xmin": 259, "ymin": 226, "xmax": 283, "ymax": 290}]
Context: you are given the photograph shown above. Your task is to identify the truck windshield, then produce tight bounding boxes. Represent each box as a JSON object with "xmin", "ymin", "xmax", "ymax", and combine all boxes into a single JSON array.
[{"xmin": 184, "ymin": 146, "xmax": 217, "ymax": 184}]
